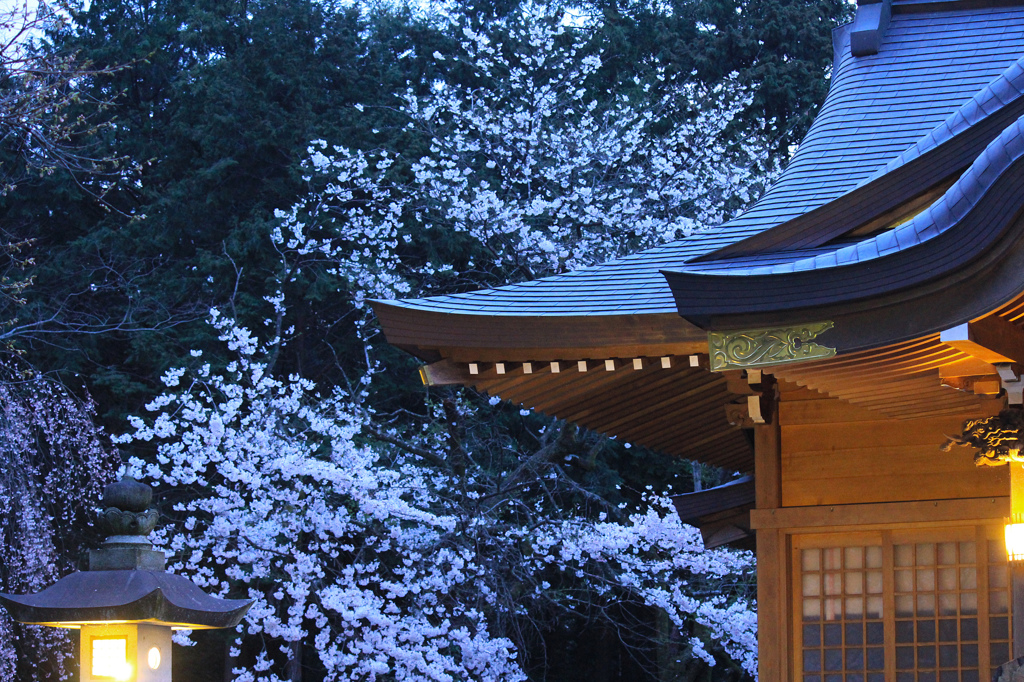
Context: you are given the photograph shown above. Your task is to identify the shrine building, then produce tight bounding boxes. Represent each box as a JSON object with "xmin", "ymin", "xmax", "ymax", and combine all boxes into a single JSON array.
[{"xmin": 372, "ymin": 0, "xmax": 1024, "ymax": 679}]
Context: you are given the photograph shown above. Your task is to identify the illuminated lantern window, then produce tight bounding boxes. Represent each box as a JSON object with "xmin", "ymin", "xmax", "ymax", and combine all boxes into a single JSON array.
[
  {"xmin": 92, "ymin": 637, "xmax": 130, "ymax": 680},
  {"xmin": 1006, "ymin": 515, "xmax": 1024, "ymax": 562}
]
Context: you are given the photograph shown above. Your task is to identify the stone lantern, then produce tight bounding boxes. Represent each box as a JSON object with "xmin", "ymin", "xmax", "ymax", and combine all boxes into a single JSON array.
[{"xmin": 0, "ymin": 476, "xmax": 251, "ymax": 682}]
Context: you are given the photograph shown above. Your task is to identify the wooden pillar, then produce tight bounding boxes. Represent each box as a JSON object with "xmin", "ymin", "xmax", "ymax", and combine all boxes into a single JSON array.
[
  {"xmin": 756, "ymin": 528, "xmax": 785, "ymax": 682},
  {"xmin": 754, "ymin": 417, "xmax": 781, "ymax": 510},
  {"xmin": 1014, "ymin": 563, "xmax": 1024, "ymax": 660},
  {"xmin": 755, "ymin": 410, "xmax": 785, "ymax": 682}
]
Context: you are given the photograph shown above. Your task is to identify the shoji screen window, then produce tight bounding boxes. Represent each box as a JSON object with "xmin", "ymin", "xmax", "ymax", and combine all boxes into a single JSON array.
[
  {"xmin": 794, "ymin": 526, "xmax": 1013, "ymax": 682},
  {"xmin": 799, "ymin": 541, "xmax": 885, "ymax": 682}
]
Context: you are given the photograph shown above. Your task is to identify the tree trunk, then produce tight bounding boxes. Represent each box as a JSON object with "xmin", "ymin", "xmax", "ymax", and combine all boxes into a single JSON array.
[
  {"xmin": 691, "ymin": 461, "xmax": 703, "ymax": 492},
  {"xmin": 286, "ymin": 640, "xmax": 302, "ymax": 682}
]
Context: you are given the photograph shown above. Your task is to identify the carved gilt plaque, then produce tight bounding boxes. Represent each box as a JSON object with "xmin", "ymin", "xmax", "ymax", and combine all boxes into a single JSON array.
[{"xmin": 708, "ymin": 321, "xmax": 837, "ymax": 371}]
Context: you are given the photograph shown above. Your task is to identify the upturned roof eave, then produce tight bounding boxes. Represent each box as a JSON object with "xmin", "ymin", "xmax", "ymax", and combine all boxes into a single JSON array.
[
  {"xmin": 663, "ymin": 114, "xmax": 1024, "ymax": 353},
  {"xmin": 370, "ymin": 303, "xmax": 708, "ymax": 361},
  {"xmin": 696, "ymin": 52, "xmax": 1024, "ymax": 260}
]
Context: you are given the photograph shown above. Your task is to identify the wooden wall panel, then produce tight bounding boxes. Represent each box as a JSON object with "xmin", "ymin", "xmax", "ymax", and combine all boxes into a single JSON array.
[
  {"xmin": 755, "ymin": 418, "xmax": 781, "ymax": 509},
  {"xmin": 780, "ymin": 390, "xmax": 1005, "ymax": 507}
]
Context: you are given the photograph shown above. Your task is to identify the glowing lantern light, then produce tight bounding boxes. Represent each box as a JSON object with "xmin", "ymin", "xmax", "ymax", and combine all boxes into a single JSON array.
[
  {"xmin": 91, "ymin": 637, "xmax": 130, "ymax": 680},
  {"xmin": 0, "ymin": 477, "xmax": 251, "ymax": 682},
  {"xmin": 1009, "ymin": 463, "xmax": 1024, "ymax": 563},
  {"xmin": 1006, "ymin": 515, "xmax": 1024, "ymax": 562}
]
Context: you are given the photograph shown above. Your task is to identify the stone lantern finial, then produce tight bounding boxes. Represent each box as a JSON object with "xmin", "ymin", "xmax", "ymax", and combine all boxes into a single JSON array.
[
  {"xmin": 90, "ymin": 475, "xmax": 165, "ymax": 572},
  {"xmin": 99, "ymin": 476, "xmax": 159, "ymax": 537}
]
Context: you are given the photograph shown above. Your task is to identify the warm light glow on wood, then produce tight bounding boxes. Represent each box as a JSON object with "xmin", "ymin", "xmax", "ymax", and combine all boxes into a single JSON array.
[{"xmin": 1008, "ymin": 463, "xmax": 1024, "ymax": 561}]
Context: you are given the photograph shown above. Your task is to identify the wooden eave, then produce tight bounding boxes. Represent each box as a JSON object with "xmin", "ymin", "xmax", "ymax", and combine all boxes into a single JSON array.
[
  {"xmin": 383, "ymin": 295, "xmax": 1024, "ymax": 472},
  {"xmin": 371, "ymin": 306, "xmax": 760, "ymax": 471},
  {"xmin": 371, "ymin": 306, "xmax": 708, "ymax": 363},
  {"xmin": 671, "ymin": 476, "xmax": 756, "ymax": 549}
]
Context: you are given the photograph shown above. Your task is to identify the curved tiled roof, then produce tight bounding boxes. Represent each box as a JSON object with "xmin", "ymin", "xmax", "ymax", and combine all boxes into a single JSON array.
[
  {"xmin": 663, "ymin": 111, "xmax": 1024, "ymax": 315},
  {"xmin": 376, "ymin": 4, "xmax": 1024, "ymax": 321},
  {"xmin": 744, "ymin": 113, "xmax": 1024, "ymax": 275},
  {"xmin": 698, "ymin": 6, "xmax": 1024, "ymax": 251},
  {"xmin": 859, "ymin": 54, "xmax": 1024, "ymax": 186}
]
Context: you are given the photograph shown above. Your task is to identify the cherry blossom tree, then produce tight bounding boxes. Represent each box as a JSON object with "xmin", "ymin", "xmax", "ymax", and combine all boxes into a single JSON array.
[
  {"xmin": 273, "ymin": 1, "xmax": 776, "ymax": 308},
  {"xmin": 117, "ymin": 312, "xmax": 757, "ymax": 682},
  {"xmin": 0, "ymin": 367, "xmax": 118, "ymax": 682},
  {"xmin": 115, "ymin": 3, "xmax": 768, "ymax": 680}
]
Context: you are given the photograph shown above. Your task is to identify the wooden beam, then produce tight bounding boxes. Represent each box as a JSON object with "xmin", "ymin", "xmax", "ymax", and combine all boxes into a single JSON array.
[
  {"xmin": 938, "ymin": 356, "xmax": 998, "ymax": 378},
  {"xmin": 724, "ymin": 371, "xmax": 758, "ymax": 396},
  {"xmin": 750, "ymin": 496, "xmax": 1008, "ymax": 530},
  {"xmin": 940, "ymin": 315, "xmax": 1024, "ymax": 364},
  {"xmin": 418, "ymin": 359, "xmax": 470, "ymax": 386}
]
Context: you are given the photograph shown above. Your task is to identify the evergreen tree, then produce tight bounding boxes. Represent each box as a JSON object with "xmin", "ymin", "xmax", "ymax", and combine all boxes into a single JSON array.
[{"xmin": 3, "ymin": 0, "xmax": 451, "ymax": 421}]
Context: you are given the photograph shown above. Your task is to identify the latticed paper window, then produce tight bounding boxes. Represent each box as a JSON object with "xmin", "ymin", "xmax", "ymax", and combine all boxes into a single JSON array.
[
  {"xmin": 892, "ymin": 541, "xmax": 978, "ymax": 682},
  {"xmin": 800, "ymin": 545, "xmax": 885, "ymax": 682},
  {"xmin": 795, "ymin": 526, "xmax": 1013, "ymax": 682},
  {"xmin": 987, "ymin": 537, "xmax": 1013, "ymax": 675}
]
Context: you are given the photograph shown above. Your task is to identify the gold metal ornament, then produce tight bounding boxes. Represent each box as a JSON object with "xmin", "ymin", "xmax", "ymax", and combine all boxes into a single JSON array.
[{"xmin": 708, "ymin": 321, "xmax": 837, "ymax": 371}]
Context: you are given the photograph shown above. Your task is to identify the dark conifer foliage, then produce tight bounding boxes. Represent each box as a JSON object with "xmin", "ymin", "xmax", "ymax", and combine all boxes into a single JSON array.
[
  {"xmin": 3, "ymin": 0, "xmax": 452, "ymax": 421},
  {"xmin": 0, "ymin": 0, "xmax": 847, "ymax": 422}
]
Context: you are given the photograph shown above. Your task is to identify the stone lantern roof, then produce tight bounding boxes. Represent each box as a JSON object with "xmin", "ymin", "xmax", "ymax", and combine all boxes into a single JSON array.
[{"xmin": 0, "ymin": 477, "xmax": 251, "ymax": 629}]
